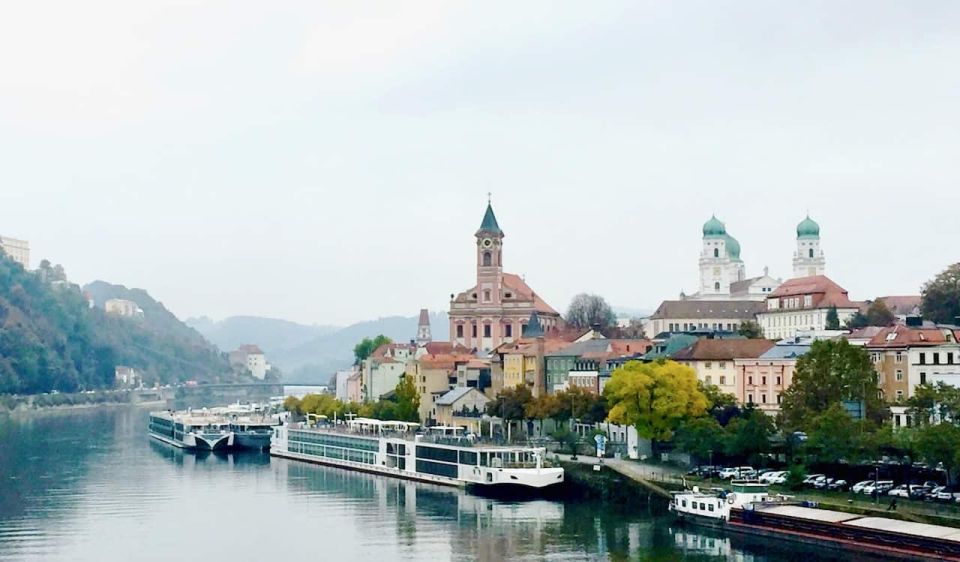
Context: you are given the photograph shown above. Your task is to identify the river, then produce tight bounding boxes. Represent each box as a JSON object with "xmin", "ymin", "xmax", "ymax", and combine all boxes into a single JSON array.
[{"xmin": 0, "ymin": 406, "xmax": 885, "ymax": 561}]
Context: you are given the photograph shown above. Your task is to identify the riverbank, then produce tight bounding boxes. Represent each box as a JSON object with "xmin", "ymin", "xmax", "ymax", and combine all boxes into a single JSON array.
[
  {"xmin": 557, "ymin": 461, "xmax": 674, "ymax": 508},
  {"xmin": 0, "ymin": 390, "xmax": 139, "ymax": 414}
]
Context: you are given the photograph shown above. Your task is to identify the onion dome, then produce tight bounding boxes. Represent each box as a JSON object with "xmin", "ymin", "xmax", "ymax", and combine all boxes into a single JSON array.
[
  {"xmin": 797, "ymin": 215, "xmax": 820, "ymax": 238},
  {"xmin": 724, "ymin": 234, "xmax": 742, "ymax": 260},
  {"xmin": 702, "ymin": 215, "xmax": 726, "ymax": 237}
]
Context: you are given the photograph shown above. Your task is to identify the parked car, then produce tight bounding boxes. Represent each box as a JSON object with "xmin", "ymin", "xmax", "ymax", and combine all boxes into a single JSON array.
[
  {"xmin": 759, "ymin": 470, "xmax": 787, "ymax": 484},
  {"xmin": 863, "ymin": 480, "xmax": 894, "ymax": 496},
  {"xmin": 925, "ymin": 485, "xmax": 947, "ymax": 502},
  {"xmin": 851, "ymin": 480, "xmax": 874, "ymax": 494},
  {"xmin": 936, "ymin": 487, "xmax": 960, "ymax": 503},
  {"xmin": 813, "ymin": 477, "xmax": 834, "ymax": 490},
  {"xmin": 827, "ymin": 479, "xmax": 849, "ymax": 491},
  {"xmin": 719, "ymin": 466, "xmax": 755, "ymax": 480},
  {"xmin": 802, "ymin": 474, "xmax": 825, "ymax": 486},
  {"xmin": 770, "ymin": 472, "xmax": 789, "ymax": 485},
  {"xmin": 888, "ymin": 484, "xmax": 912, "ymax": 498}
]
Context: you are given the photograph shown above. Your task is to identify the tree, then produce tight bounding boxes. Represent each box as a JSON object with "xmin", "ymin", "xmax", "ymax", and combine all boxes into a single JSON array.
[
  {"xmin": 723, "ymin": 406, "xmax": 775, "ymax": 465},
  {"xmin": 825, "ymin": 306, "xmax": 840, "ymax": 330},
  {"xmin": 907, "ymin": 383, "xmax": 960, "ymax": 426},
  {"xmin": 914, "ymin": 423, "xmax": 960, "ymax": 483},
  {"xmin": 551, "ymin": 427, "xmax": 582, "ymax": 457},
  {"xmin": 701, "ymin": 383, "xmax": 741, "ymax": 426},
  {"xmin": 738, "ymin": 320, "xmax": 763, "ymax": 339},
  {"xmin": 865, "ymin": 299, "xmax": 895, "ymax": 327},
  {"xmin": 353, "ymin": 335, "xmax": 392, "ymax": 365},
  {"xmin": 283, "ymin": 395, "xmax": 302, "ymax": 415},
  {"xmin": 608, "ymin": 318, "xmax": 647, "ymax": 339},
  {"xmin": 487, "ymin": 385, "xmax": 534, "ymax": 439},
  {"xmin": 604, "ymin": 360, "xmax": 709, "ymax": 443},
  {"xmin": 394, "ymin": 375, "xmax": 421, "ymax": 422},
  {"xmin": 844, "ymin": 311, "xmax": 870, "ymax": 330},
  {"xmin": 565, "ymin": 293, "xmax": 617, "ymax": 331},
  {"xmin": 674, "ymin": 416, "xmax": 723, "ymax": 464},
  {"xmin": 804, "ymin": 403, "xmax": 874, "ymax": 464},
  {"xmin": 921, "ymin": 263, "xmax": 960, "ymax": 325},
  {"xmin": 780, "ymin": 339, "xmax": 883, "ymax": 429}
]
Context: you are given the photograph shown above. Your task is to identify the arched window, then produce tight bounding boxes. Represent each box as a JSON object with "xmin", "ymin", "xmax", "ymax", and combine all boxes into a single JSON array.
[
  {"xmin": 483, "ymin": 252, "xmax": 492, "ymax": 266},
  {"xmin": 808, "ymin": 248, "xmax": 814, "ymax": 258},
  {"xmin": 713, "ymin": 248, "xmax": 719, "ymax": 258},
  {"xmin": 714, "ymin": 282, "xmax": 720, "ymax": 291}
]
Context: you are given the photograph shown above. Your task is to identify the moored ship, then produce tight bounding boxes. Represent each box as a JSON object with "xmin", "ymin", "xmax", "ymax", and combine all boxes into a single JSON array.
[
  {"xmin": 148, "ymin": 410, "xmax": 234, "ymax": 451},
  {"xmin": 270, "ymin": 418, "xmax": 563, "ymax": 491}
]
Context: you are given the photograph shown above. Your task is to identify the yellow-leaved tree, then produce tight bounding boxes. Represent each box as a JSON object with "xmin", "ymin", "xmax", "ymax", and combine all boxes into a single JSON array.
[{"xmin": 604, "ymin": 360, "xmax": 708, "ymax": 444}]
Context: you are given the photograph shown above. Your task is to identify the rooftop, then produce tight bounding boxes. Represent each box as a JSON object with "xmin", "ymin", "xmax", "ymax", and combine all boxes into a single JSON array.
[
  {"xmin": 671, "ymin": 338, "xmax": 776, "ymax": 361},
  {"xmin": 651, "ymin": 299, "xmax": 765, "ymax": 320}
]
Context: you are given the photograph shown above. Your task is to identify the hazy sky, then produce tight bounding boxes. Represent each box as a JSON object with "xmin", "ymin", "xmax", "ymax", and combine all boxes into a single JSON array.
[{"xmin": 3, "ymin": 1, "xmax": 959, "ymax": 326}]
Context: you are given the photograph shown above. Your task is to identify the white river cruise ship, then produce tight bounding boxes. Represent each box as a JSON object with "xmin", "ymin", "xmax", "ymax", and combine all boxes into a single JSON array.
[{"xmin": 271, "ymin": 418, "xmax": 564, "ymax": 490}]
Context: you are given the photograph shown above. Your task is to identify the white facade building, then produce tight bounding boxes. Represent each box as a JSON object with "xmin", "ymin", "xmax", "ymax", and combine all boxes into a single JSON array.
[
  {"xmin": 696, "ymin": 215, "xmax": 746, "ymax": 298},
  {"xmin": 792, "ymin": 215, "xmax": 826, "ymax": 278},
  {"xmin": 104, "ymin": 298, "xmax": 144, "ymax": 318},
  {"xmin": 0, "ymin": 236, "xmax": 30, "ymax": 268},
  {"xmin": 758, "ymin": 275, "xmax": 859, "ymax": 340},
  {"xmin": 335, "ymin": 368, "xmax": 358, "ymax": 402}
]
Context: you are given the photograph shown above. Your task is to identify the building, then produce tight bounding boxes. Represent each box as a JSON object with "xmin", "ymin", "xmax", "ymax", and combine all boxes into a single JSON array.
[
  {"xmin": 645, "ymin": 300, "xmax": 765, "ymax": 338},
  {"xmin": 492, "ymin": 312, "xmax": 586, "ymax": 397},
  {"xmin": 875, "ymin": 296, "xmax": 922, "ymax": 322},
  {"xmin": 544, "ymin": 339, "xmax": 651, "ymax": 394},
  {"xmin": 434, "ymin": 387, "xmax": 491, "ymax": 431},
  {"xmin": 792, "ymin": 215, "xmax": 826, "ymax": 278},
  {"xmin": 335, "ymin": 367, "xmax": 359, "ymax": 402},
  {"xmin": 416, "ymin": 308, "xmax": 432, "ymax": 346},
  {"xmin": 865, "ymin": 324, "xmax": 960, "ymax": 403},
  {"xmin": 229, "ymin": 344, "xmax": 270, "ymax": 379},
  {"xmin": 104, "ymin": 298, "xmax": 144, "ymax": 318},
  {"xmin": 345, "ymin": 372, "xmax": 362, "ymax": 403},
  {"xmin": 449, "ymin": 202, "xmax": 563, "ymax": 352},
  {"xmin": 695, "ymin": 215, "xmax": 747, "ymax": 298},
  {"xmin": 735, "ymin": 342, "xmax": 812, "ymax": 414},
  {"xmin": 757, "ymin": 275, "xmax": 860, "ymax": 340},
  {"xmin": 114, "ymin": 366, "xmax": 142, "ymax": 389},
  {"xmin": 671, "ymin": 339, "xmax": 776, "ymax": 400},
  {"xmin": 0, "ymin": 236, "xmax": 30, "ymax": 268},
  {"xmin": 361, "ymin": 343, "xmax": 415, "ymax": 401}
]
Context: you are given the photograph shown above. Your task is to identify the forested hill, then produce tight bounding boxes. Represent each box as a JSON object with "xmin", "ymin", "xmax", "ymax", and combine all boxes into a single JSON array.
[{"xmin": 0, "ymin": 258, "xmax": 233, "ymax": 394}]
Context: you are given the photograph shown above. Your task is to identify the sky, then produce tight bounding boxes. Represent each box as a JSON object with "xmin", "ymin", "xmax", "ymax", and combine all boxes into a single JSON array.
[{"xmin": 2, "ymin": 1, "xmax": 959, "ymax": 326}]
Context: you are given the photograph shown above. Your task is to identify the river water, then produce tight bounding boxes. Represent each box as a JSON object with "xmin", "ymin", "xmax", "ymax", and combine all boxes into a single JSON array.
[{"xmin": 0, "ymin": 406, "xmax": 883, "ymax": 561}]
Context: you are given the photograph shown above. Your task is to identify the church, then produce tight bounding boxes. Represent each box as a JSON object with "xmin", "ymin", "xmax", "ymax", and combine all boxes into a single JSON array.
[{"xmin": 449, "ymin": 202, "xmax": 563, "ymax": 352}]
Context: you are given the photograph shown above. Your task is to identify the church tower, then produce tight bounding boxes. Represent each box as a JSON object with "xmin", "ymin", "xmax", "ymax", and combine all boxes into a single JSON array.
[
  {"xmin": 793, "ymin": 215, "xmax": 825, "ymax": 278},
  {"xmin": 416, "ymin": 308, "xmax": 432, "ymax": 346},
  {"xmin": 475, "ymin": 201, "xmax": 504, "ymax": 307},
  {"xmin": 698, "ymin": 215, "xmax": 745, "ymax": 297}
]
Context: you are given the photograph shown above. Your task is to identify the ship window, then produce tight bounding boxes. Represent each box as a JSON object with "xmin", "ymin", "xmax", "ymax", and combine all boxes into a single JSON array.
[
  {"xmin": 708, "ymin": 504, "xmax": 714, "ymax": 512},
  {"xmin": 700, "ymin": 503, "xmax": 706, "ymax": 510},
  {"xmin": 682, "ymin": 500, "xmax": 687, "ymax": 508},
  {"xmin": 416, "ymin": 459, "xmax": 459, "ymax": 478},
  {"xmin": 459, "ymin": 451, "xmax": 478, "ymax": 465},
  {"xmin": 417, "ymin": 445, "xmax": 459, "ymax": 464}
]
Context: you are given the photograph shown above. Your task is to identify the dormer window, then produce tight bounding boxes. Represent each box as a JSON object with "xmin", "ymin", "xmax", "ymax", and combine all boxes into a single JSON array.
[{"xmin": 505, "ymin": 292, "xmax": 512, "ymax": 299}]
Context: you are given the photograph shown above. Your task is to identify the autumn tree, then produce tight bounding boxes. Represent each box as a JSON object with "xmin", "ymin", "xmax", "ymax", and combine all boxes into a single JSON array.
[
  {"xmin": 603, "ymin": 360, "xmax": 708, "ymax": 444},
  {"xmin": 866, "ymin": 299, "xmax": 895, "ymax": 327},
  {"xmin": 921, "ymin": 263, "xmax": 960, "ymax": 325},
  {"xmin": 565, "ymin": 293, "xmax": 617, "ymax": 331},
  {"xmin": 780, "ymin": 339, "xmax": 883, "ymax": 429},
  {"xmin": 283, "ymin": 395, "xmax": 303, "ymax": 415},
  {"xmin": 488, "ymin": 385, "xmax": 534, "ymax": 439}
]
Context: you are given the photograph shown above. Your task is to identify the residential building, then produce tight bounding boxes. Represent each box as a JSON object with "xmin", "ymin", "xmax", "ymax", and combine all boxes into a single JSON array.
[
  {"xmin": 757, "ymin": 275, "xmax": 860, "ymax": 340},
  {"xmin": 0, "ymin": 236, "xmax": 30, "ymax": 268},
  {"xmin": 492, "ymin": 312, "xmax": 586, "ymax": 397},
  {"xmin": 361, "ymin": 343, "xmax": 415, "ymax": 401},
  {"xmin": 434, "ymin": 387, "xmax": 491, "ymax": 431},
  {"xmin": 114, "ymin": 366, "xmax": 142, "ymax": 389},
  {"xmin": 335, "ymin": 367, "xmax": 359, "ymax": 402},
  {"xmin": 416, "ymin": 308, "xmax": 432, "ymax": 346},
  {"xmin": 408, "ymin": 352, "xmax": 467, "ymax": 424},
  {"xmin": 671, "ymin": 339, "xmax": 776, "ymax": 400},
  {"xmin": 645, "ymin": 300, "xmax": 765, "ymax": 338},
  {"xmin": 865, "ymin": 325, "xmax": 960, "ymax": 403},
  {"xmin": 229, "ymin": 344, "xmax": 270, "ymax": 379},
  {"xmin": 735, "ymin": 342, "xmax": 811, "ymax": 414},
  {"xmin": 449, "ymin": 202, "xmax": 563, "ymax": 352},
  {"xmin": 875, "ymin": 296, "xmax": 922, "ymax": 322},
  {"xmin": 344, "ymin": 372, "xmax": 362, "ymax": 403},
  {"xmin": 104, "ymin": 298, "xmax": 144, "ymax": 318},
  {"xmin": 545, "ymin": 339, "xmax": 651, "ymax": 394},
  {"xmin": 792, "ymin": 215, "xmax": 826, "ymax": 278}
]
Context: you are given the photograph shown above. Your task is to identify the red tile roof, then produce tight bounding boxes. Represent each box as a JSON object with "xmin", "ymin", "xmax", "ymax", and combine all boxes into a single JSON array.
[
  {"xmin": 451, "ymin": 273, "xmax": 560, "ymax": 316},
  {"xmin": 876, "ymin": 296, "xmax": 922, "ymax": 317},
  {"xmin": 866, "ymin": 325, "xmax": 960, "ymax": 348},
  {"xmin": 767, "ymin": 275, "xmax": 858, "ymax": 309},
  {"xmin": 671, "ymin": 339, "xmax": 776, "ymax": 361}
]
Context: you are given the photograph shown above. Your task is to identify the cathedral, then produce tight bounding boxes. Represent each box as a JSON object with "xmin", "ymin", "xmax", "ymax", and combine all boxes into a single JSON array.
[
  {"xmin": 685, "ymin": 214, "xmax": 826, "ymax": 301},
  {"xmin": 449, "ymin": 202, "xmax": 563, "ymax": 352}
]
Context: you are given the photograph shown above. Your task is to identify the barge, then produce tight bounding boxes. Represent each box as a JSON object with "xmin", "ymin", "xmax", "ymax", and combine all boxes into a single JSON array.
[
  {"xmin": 670, "ymin": 481, "xmax": 960, "ymax": 561},
  {"xmin": 270, "ymin": 418, "xmax": 564, "ymax": 491}
]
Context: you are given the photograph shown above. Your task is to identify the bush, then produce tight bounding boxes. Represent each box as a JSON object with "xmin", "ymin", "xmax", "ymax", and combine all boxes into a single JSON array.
[{"xmin": 785, "ymin": 464, "xmax": 807, "ymax": 491}]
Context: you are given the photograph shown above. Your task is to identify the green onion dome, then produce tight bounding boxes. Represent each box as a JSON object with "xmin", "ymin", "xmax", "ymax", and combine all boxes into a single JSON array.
[
  {"xmin": 797, "ymin": 215, "xmax": 820, "ymax": 238},
  {"xmin": 724, "ymin": 234, "xmax": 742, "ymax": 260},
  {"xmin": 702, "ymin": 215, "xmax": 726, "ymax": 237}
]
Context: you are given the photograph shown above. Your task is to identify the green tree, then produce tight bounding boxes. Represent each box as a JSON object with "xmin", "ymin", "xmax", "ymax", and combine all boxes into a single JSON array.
[
  {"xmin": 844, "ymin": 311, "xmax": 869, "ymax": 330},
  {"xmin": 865, "ymin": 299, "xmax": 895, "ymax": 327},
  {"xmin": 487, "ymin": 385, "xmax": 534, "ymax": 438},
  {"xmin": 283, "ymin": 395, "xmax": 302, "ymax": 415},
  {"xmin": 723, "ymin": 407, "xmax": 775, "ymax": 465},
  {"xmin": 907, "ymin": 383, "xmax": 960, "ymax": 426},
  {"xmin": 394, "ymin": 375, "xmax": 421, "ymax": 422},
  {"xmin": 604, "ymin": 360, "xmax": 708, "ymax": 443},
  {"xmin": 353, "ymin": 335, "xmax": 392, "ymax": 365},
  {"xmin": 804, "ymin": 403, "xmax": 875, "ymax": 464},
  {"xmin": 780, "ymin": 339, "xmax": 883, "ymax": 429},
  {"xmin": 701, "ymin": 383, "xmax": 741, "ymax": 425},
  {"xmin": 674, "ymin": 416, "xmax": 723, "ymax": 464},
  {"xmin": 738, "ymin": 320, "xmax": 763, "ymax": 339},
  {"xmin": 550, "ymin": 427, "xmax": 582, "ymax": 457},
  {"xmin": 565, "ymin": 293, "xmax": 617, "ymax": 331},
  {"xmin": 921, "ymin": 263, "xmax": 960, "ymax": 325},
  {"xmin": 914, "ymin": 423, "xmax": 960, "ymax": 483},
  {"xmin": 825, "ymin": 306, "xmax": 840, "ymax": 330}
]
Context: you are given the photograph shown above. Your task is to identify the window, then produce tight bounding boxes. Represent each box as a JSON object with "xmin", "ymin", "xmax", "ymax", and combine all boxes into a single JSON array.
[
  {"xmin": 505, "ymin": 324, "xmax": 512, "ymax": 338},
  {"xmin": 705, "ymin": 362, "xmax": 712, "ymax": 369},
  {"xmin": 747, "ymin": 393, "xmax": 754, "ymax": 404},
  {"xmin": 895, "ymin": 370, "xmax": 903, "ymax": 382},
  {"xmin": 896, "ymin": 390, "xmax": 904, "ymax": 402},
  {"xmin": 705, "ymin": 375, "xmax": 712, "ymax": 385},
  {"xmin": 719, "ymin": 376, "xmax": 726, "ymax": 385},
  {"xmin": 934, "ymin": 353, "xmax": 941, "ymax": 365},
  {"xmin": 471, "ymin": 325, "xmax": 477, "ymax": 338},
  {"xmin": 482, "ymin": 252, "xmax": 492, "ymax": 266},
  {"xmin": 761, "ymin": 376, "xmax": 767, "ymax": 385},
  {"xmin": 456, "ymin": 325, "xmax": 464, "ymax": 338},
  {"xmin": 719, "ymin": 362, "xmax": 726, "ymax": 369},
  {"xmin": 714, "ymin": 282, "xmax": 720, "ymax": 291},
  {"xmin": 748, "ymin": 376, "xmax": 753, "ymax": 385},
  {"xmin": 761, "ymin": 394, "xmax": 767, "ymax": 403},
  {"xmin": 872, "ymin": 353, "xmax": 881, "ymax": 363},
  {"xmin": 713, "ymin": 248, "xmax": 719, "ymax": 258},
  {"xmin": 483, "ymin": 324, "xmax": 491, "ymax": 338},
  {"xmin": 808, "ymin": 248, "xmax": 814, "ymax": 258},
  {"xmin": 920, "ymin": 372, "xmax": 927, "ymax": 385},
  {"xmin": 776, "ymin": 394, "xmax": 782, "ymax": 404},
  {"xmin": 776, "ymin": 376, "xmax": 781, "ymax": 385},
  {"xmin": 919, "ymin": 353, "xmax": 926, "ymax": 365},
  {"xmin": 895, "ymin": 352, "xmax": 903, "ymax": 363},
  {"xmin": 505, "ymin": 292, "xmax": 512, "ymax": 299},
  {"xmin": 483, "ymin": 290, "xmax": 491, "ymax": 302}
]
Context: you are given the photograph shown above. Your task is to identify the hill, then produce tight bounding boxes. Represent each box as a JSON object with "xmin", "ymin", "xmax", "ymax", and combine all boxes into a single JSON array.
[
  {"xmin": 189, "ymin": 312, "xmax": 449, "ymax": 384},
  {"xmin": 0, "ymin": 258, "xmax": 234, "ymax": 394}
]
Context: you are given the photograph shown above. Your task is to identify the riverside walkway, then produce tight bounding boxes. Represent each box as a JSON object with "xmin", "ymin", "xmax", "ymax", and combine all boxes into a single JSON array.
[{"xmin": 555, "ymin": 454, "xmax": 683, "ymax": 499}]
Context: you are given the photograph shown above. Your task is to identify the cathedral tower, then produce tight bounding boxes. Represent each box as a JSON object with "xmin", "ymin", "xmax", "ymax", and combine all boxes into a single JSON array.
[
  {"xmin": 698, "ymin": 215, "xmax": 745, "ymax": 297},
  {"xmin": 793, "ymin": 215, "xmax": 825, "ymax": 278},
  {"xmin": 475, "ymin": 201, "xmax": 504, "ymax": 306}
]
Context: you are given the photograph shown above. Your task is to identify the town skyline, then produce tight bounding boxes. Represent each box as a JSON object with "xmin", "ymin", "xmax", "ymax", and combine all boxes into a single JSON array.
[{"xmin": 4, "ymin": 2, "xmax": 959, "ymax": 325}]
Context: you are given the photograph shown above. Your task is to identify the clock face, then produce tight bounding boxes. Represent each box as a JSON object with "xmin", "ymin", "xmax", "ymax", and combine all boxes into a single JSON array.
[{"xmin": 482, "ymin": 238, "xmax": 493, "ymax": 248}]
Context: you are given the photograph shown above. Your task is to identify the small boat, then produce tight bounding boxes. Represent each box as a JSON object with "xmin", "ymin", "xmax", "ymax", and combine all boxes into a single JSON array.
[
  {"xmin": 149, "ymin": 410, "xmax": 234, "ymax": 451},
  {"xmin": 669, "ymin": 480, "xmax": 772, "ymax": 526}
]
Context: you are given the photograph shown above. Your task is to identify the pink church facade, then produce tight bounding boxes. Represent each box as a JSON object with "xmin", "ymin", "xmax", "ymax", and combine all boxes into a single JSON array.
[{"xmin": 449, "ymin": 203, "xmax": 563, "ymax": 352}]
